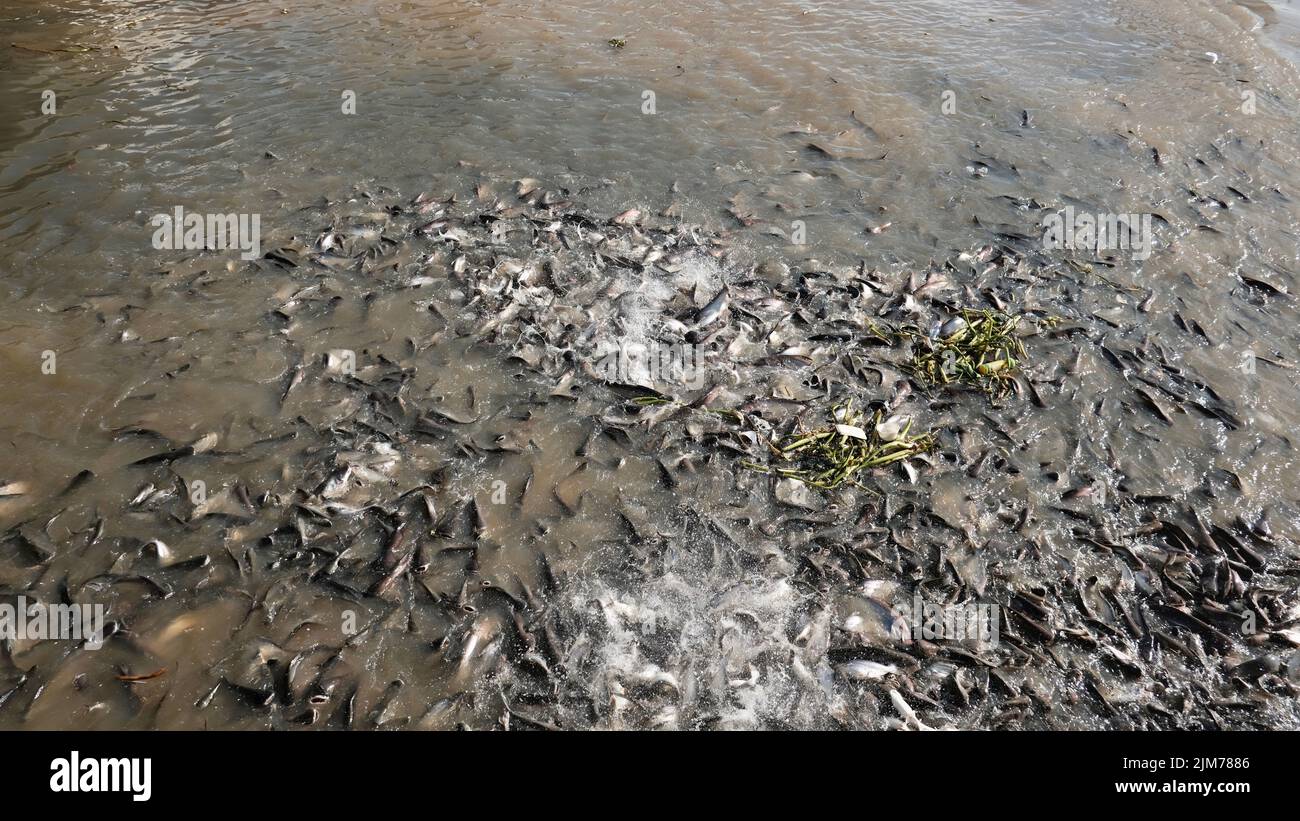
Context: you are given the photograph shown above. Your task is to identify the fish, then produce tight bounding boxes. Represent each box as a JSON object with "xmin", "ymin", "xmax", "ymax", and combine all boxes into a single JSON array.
[
  {"xmin": 457, "ymin": 611, "xmax": 504, "ymax": 674},
  {"xmin": 0, "ymin": 480, "xmax": 30, "ymax": 497},
  {"xmin": 693, "ymin": 286, "xmax": 729, "ymax": 328},
  {"xmin": 318, "ymin": 466, "xmax": 353, "ymax": 499},
  {"xmin": 936, "ymin": 317, "xmax": 967, "ymax": 340},
  {"xmin": 837, "ymin": 660, "xmax": 897, "ymax": 681},
  {"xmin": 56, "ymin": 469, "xmax": 94, "ymax": 496},
  {"xmin": 369, "ymin": 546, "xmax": 413, "ymax": 598},
  {"xmin": 888, "ymin": 688, "xmax": 950, "ymax": 731},
  {"xmin": 281, "ymin": 361, "xmax": 305, "ymax": 402},
  {"xmin": 875, "ymin": 414, "xmax": 910, "ymax": 442}
]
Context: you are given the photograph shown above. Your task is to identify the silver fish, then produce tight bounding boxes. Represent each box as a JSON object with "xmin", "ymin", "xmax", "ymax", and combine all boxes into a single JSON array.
[
  {"xmin": 875, "ymin": 414, "xmax": 910, "ymax": 442},
  {"xmin": 838, "ymin": 660, "xmax": 898, "ymax": 681},
  {"xmin": 694, "ymin": 286, "xmax": 729, "ymax": 328}
]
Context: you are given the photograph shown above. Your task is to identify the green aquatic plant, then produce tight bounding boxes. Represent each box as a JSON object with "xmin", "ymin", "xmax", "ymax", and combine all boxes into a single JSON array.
[
  {"xmin": 903, "ymin": 308, "xmax": 1027, "ymax": 398},
  {"xmin": 631, "ymin": 395, "xmax": 673, "ymax": 406},
  {"xmin": 742, "ymin": 401, "xmax": 934, "ymax": 490}
]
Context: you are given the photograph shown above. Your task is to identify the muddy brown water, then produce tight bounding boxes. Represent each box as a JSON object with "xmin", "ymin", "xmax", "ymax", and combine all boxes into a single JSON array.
[{"xmin": 1, "ymin": 0, "xmax": 1299, "ymax": 729}]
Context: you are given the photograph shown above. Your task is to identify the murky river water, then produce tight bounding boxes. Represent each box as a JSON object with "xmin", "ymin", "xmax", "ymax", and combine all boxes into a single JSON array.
[{"xmin": 1, "ymin": 0, "xmax": 1299, "ymax": 729}]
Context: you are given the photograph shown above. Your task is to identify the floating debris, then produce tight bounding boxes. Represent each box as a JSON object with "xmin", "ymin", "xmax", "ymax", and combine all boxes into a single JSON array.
[
  {"xmin": 903, "ymin": 308, "xmax": 1030, "ymax": 397},
  {"xmin": 742, "ymin": 401, "xmax": 934, "ymax": 489}
]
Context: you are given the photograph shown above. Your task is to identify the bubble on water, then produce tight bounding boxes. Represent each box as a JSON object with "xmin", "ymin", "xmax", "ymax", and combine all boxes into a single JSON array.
[{"xmin": 564, "ymin": 515, "xmax": 844, "ymax": 729}]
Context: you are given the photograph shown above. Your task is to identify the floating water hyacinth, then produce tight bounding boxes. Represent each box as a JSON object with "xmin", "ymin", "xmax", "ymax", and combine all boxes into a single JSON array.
[
  {"xmin": 904, "ymin": 308, "xmax": 1028, "ymax": 398},
  {"xmin": 742, "ymin": 401, "xmax": 934, "ymax": 490}
]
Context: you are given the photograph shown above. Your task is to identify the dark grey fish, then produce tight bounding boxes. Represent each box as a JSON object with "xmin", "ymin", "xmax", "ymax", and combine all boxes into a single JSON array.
[
  {"xmin": 57, "ymin": 469, "xmax": 94, "ymax": 497},
  {"xmin": 281, "ymin": 362, "xmax": 305, "ymax": 403}
]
